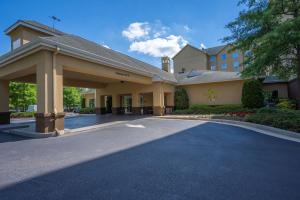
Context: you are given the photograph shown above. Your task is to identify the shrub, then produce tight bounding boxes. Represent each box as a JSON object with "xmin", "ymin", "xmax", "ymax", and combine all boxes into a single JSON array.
[
  {"xmin": 242, "ymin": 79, "xmax": 264, "ymax": 108},
  {"xmin": 79, "ymin": 107, "xmax": 95, "ymax": 114},
  {"xmin": 172, "ymin": 104, "xmax": 254, "ymax": 115},
  {"xmin": 246, "ymin": 108, "xmax": 300, "ymax": 133},
  {"xmin": 276, "ymin": 99, "xmax": 297, "ymax": 110},
  {"xmin": 10, "ymin": 112, "xmax": 35, "ymax": 118},
  {"xmin": 175, "ymin": 88, "xmax": 189, "ymax": 110}
]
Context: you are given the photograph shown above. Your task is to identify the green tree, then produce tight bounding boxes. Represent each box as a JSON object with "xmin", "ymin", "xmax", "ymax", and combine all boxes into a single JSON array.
[
  {"xmin": 242, "ymin": 79, "xmax": 264, "ymax": 108},
  {"xmin": 9, "ymin": 82, "xmax": 36, "ymax": 111},
  {"xmin": 224, "ymin": 0, "xmax": 300, "ymax": 80},
  {"xmin": 175, "ymin": 88, "xmax": 189, "ymax": 110},
  {"xmin": 63, "ymin": 87, "xmax": 81, "ymax": 110}
]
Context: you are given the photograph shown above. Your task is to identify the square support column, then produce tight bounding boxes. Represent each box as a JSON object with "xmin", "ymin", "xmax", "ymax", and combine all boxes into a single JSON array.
[
  {"xmin": 165, "ymin": 92, "xmax": 175, "ymax": 114},
  {"xmin": 0, "ymin": 80, "xmax": 10, "ymax": 124},
  {"xmin": 35, "ymin": 52, "xmax": 64, "ymax": 133},
  {"xmin": 132, "ymin": 92, "xmax": 141, "ymax": 115},
  {"xmin": 153, "ymin": 86, "xmax": 165, "ymax": 116},
  {"xmin": 112, "ymin": 94, "xmax": 121, "ymax": 114},
  {"xmin": 95, "ymin": 89, "xmax": 106, "ymax": 114}
]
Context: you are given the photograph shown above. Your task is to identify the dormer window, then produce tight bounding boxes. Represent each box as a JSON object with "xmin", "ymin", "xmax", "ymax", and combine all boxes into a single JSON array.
[{"xmin": 12, "ymin": 38, "xmax": 21, "ymax": 50}]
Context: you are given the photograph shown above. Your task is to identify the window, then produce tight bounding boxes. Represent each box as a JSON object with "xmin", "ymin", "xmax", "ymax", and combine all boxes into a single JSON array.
[
  {"xmin": 210, "ymin": 56, "xmax": 216, "ymax": 62},
  {"xmin": 232, "ymin": 52, "xmax": 239, "ymax": 59},
  {"xmin": 221, "ymin": 63, "xmax": 227, "ymax": 71},
  {"xmin": 12, "ymin": 38, "xmax": 21, "ymax": 50},
  {"xmin": 89, "ymin": 99, "xmax": 95, "ymax": 108},
  {"xmin": 210, "ymin": 65, "xmax": 216, "ymax": 71},
  {"xmin": 233, "ymin": 61, "xmax": 240, "ymax": 71},
  {"xmin": 221, "ymin": 54, "xmax": 227, "ymax": 61}
]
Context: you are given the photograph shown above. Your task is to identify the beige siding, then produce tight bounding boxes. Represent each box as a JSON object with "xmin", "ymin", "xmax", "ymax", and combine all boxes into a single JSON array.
[
  {"xmin": 263, "ymin": 83, "xmax": 289, "ymax": 99},
  {"xmin": 212, "ymin": 46, "xmax": 244, "ymax": 72},
  {"xmin": 173, "ymin": 46, "xmax": 208, "ymax": 73},
  {"xmin": 180, "ymin": 80, "xmax": 244, "ymax": 105}
]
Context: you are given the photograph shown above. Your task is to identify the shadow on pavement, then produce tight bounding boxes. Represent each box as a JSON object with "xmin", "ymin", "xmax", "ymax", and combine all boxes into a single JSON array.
[
  {"xmin": 1, "ymin": 123, "xmax": 300, "ymax": 199},
  {"xmin": 0, "ymin": 132, "xmax": 30, "ymax": 143}
]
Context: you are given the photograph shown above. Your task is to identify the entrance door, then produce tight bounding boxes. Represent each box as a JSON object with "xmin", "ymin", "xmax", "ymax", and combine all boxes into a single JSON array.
[{"xmin": 122, "ymin": 95, "xmax": 132, "ymax": 114}]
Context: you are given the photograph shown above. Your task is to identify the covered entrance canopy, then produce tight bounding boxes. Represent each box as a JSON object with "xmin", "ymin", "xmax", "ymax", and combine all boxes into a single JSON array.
[{"xmin": 0, "ymin": 20, "xmax": 176, "ymax": 133}]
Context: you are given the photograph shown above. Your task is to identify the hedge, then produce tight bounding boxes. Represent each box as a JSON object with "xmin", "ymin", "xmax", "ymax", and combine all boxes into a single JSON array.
[
  {"xmin": 245, "ymin": 108, "xmax": 300, "ymax": 133},
  {"xmin": 10, "ymin": 112, "xmax": 35, "ymax": 118},
  {"xmin": 175, "ymin": 88, "xmax": 189, "ymax": 110},
  {"xmin": 172, "ymin": 104, "xmax": 254, "ymax": 115},
  {"xmin": 242, "ymin": 79, "xmax": 264, "ymax": 108},
  {"xmin": 79, "ymin": 107, "xmax": 95, "ymax": 114}
]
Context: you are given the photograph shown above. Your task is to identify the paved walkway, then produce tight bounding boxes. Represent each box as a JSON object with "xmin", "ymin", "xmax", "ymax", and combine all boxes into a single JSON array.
[{"xmin": 0, "ymin": 118, "xmax": 300, "ymax": 199}]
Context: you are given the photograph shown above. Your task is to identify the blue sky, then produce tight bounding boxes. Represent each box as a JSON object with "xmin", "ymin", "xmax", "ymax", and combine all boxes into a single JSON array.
[{"xmin": 0, "ymin": 0, "xmax": 242, "ymax": 67}]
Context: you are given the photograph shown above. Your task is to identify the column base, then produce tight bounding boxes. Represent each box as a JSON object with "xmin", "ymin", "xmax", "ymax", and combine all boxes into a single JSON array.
[
  {"xmin": 35, "ymin": 112, "xmax": 65, "ymax": 133},
  {"xmin": 132, "ymin": 107, "xmax": 142, "ymax": 115},
  {"xmin": 112, "ymin": 107, "xmax": 123, "ymax": 115},
  {"xmin": 95, "ymin": 107, "xmax": 106, "ymax": 115},
  {"xmin": 141, "ymin": 107, "xmax": 153, "ymax": 115},
  {"xmin": 153, "ymin": 107, "xmax": 164, "ymax": 116},
  {"xmin": 0, "ymin": 112, "xmax": 11, "ymax": 125}
]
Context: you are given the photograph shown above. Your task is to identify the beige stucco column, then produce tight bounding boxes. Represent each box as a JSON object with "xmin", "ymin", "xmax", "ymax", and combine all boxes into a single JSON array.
[
  {"xmin": 0, "ymin": 80, "xmax": 10, "ymax": 124},
  {"xmin": 132, "ymin": 92, "xmax": 141, "ymax": 115},
  {"xmin": 35, "ymin": 51, "xmax": 64, "ymax": 133},
  {"xmin": 95, "ymin": 89, "xmax": 106, "ymax": 114},
  {"xmin": 153, "ymin": 85, "xmax": 165, "ymax": 116},
  {"xmin": 112, "ymin": 94, "xmax": 121, "ymax": 114},
  {"xmin": 165, "ymin": 92, "xmax": 175, "ymax": 114}
]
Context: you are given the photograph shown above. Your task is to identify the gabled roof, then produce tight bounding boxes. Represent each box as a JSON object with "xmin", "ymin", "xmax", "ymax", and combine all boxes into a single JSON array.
[
  {"xmin": 172, "ymin": 44, "xmax": 207, "ymax": 59},
  {"xmin": 173, "ymin": 43, "xmax": 229, "ymax": 59},
  {"xmin": 5, "ymin": 20, "xmax": 65, "ymax": 36},
  {"xmin": 1, "ymin": 20, "xmax": 177, "ymax": 83},
  {"xmin": 41, "ymin": 34, "xmax": 176, "ymax": 82},
  {"xmin": 203, "ymin": 45, "xmax": 227, "ymax": 55}
]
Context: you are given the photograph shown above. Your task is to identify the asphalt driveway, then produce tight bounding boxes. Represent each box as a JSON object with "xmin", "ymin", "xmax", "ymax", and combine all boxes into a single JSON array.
[{"xmin": 0, "ymin": 118, "xmax": 300, "ymax": 200}]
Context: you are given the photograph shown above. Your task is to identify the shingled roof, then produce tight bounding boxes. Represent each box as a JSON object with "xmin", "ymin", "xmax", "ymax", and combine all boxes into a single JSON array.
[
  {"xmin": 203, "ymin": 45, "xmax": 227, "ymax": 55},
  {"xmin": 2, "ymin": 20, "xmax": 177, "ymax": 83},
  {"xmin": 5, "ymin": 20, "xmax": 65, "ymax": 36},
  {"xmin": 2, "ymin": 20, "xmax": 245, "ymax": 85},
  {"xmin": 176, "ymin": 69, "xmax": 242, "ymax": 85}
]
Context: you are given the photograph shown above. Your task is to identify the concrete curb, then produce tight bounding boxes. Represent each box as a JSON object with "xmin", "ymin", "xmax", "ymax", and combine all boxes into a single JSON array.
[
  {"xmin": 5, "ymin": 129, "xmax": 55, "ymax": 138},
  {"xmin": 0, "ymin": 124, "xmax": 30, "ymax": 131},
  {"xmin": 156, "ymin": 116, "xmax": 300, "ymax": 143},
  {"xmin": 63, "ymin": 120, "xmax": 128, "ymax": 135}
]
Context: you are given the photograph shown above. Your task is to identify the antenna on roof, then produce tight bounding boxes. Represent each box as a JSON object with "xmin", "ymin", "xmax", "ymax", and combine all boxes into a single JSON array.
[{"xmin": 49, "ymin": 16, "xmax": 61, "ymax": 30}]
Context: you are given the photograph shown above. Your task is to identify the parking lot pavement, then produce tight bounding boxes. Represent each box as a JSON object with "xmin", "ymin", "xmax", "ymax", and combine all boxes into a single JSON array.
[{"xmin": 0, "ymin": 118, "xmax": 300, "ymax": 200}]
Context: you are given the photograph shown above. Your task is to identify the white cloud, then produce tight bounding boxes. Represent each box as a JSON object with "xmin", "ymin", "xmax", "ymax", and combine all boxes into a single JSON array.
[
  {"xmin": 102, "ymin": 44, "xmax": 110, "ymax": 49},
  {"xmin": 183, "ymin": 25, "xmax": 191, "ymax": 32},
  {"xmin": 200, "ymin": 43, "xmax": 206, "ymax": 49},
  {"xmin": 122, "ymin": 22, "xmax": 150, "ymax": 41},
  {"xmin": 129, "ymin": 35, "xmax": 187, "ymax": 57}
]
